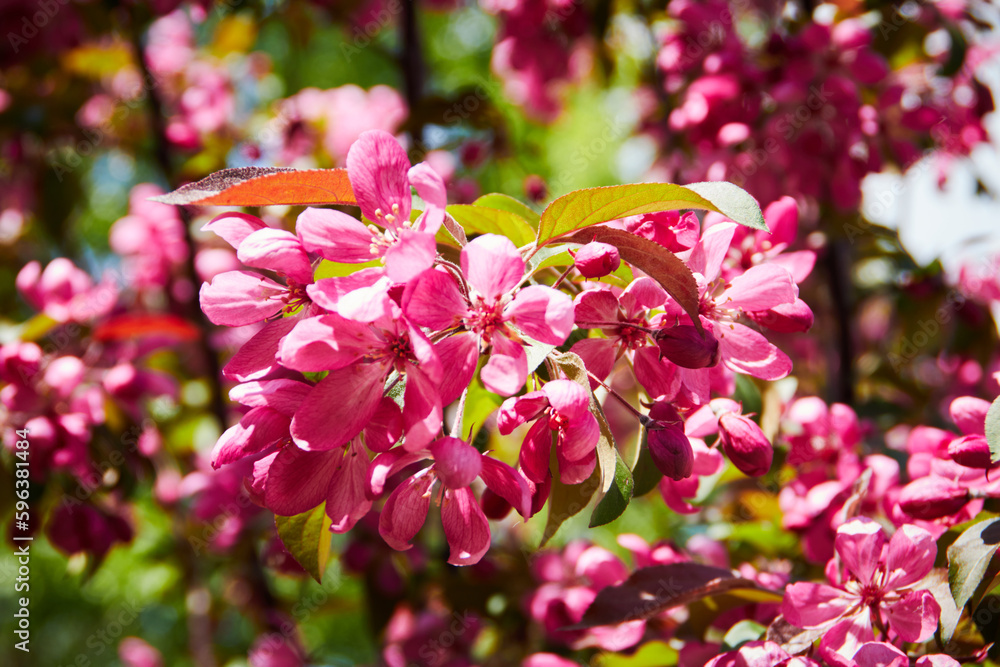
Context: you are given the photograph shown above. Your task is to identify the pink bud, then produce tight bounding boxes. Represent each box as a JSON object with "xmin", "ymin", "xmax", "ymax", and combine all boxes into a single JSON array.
[
  {"xmin": 481, "ymin": 487, "xmax": 512, "ymax": 520},
  {"xmin": 898, "ymin": 477, "xmax": 970, "ymax": 520},
  {"xmin": 654, "ymin": 325, "xmax": 720, "ymax": 368},
  {"xmin": 119, "ymin": 637, "xmax": 163, "ymax": 667},
  {"xmin": 574, "ymin": 242, "xmax": 621, "ymax": 278},
  {"xmin": 718, "ymin": 414, "xmax": 773, "ymax": 477},
  {"xmin": 648, "ymin": 424, "xmax": 694, "ymax": 480},
  {"xmin": 948, "ymin": 434, "xmax": 992, "ymax": 469},
  {"xmin": 430, "ymin": 437, "xmax": 482, "ymax": 489}
]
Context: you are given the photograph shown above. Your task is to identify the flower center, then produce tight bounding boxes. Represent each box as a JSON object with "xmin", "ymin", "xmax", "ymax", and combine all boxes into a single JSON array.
[{"xmin": 465, "ymin": 296, "xmax": 507, "ymax": 339}]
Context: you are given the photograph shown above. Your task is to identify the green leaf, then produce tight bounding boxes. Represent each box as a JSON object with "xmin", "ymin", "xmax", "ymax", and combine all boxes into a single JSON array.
[
  {"xmin": 473, "ymin": 193, "xmax": 541, "ymax": 228},
  {"xmin": 631, "ymin": 428, "xmax": 664, "ymax": 497},
  {"xmin": 535, "ymin": 181, "xmax": 766, "ymax": 247},
  {"xmin": 275, "ymin": 504, "xmax": 333, "ymax": 583},
  {"xmin": 947, "ymin": 517, "xmax": 1000, "ymax": 611},
  {"xmin": 315, "ymin": 258, "xmax": 382, "ymax": 279},
  {"xmin": 595, "ymin": 641, "xmax": 678, "ymax": 667},
  {"xmin": 986, "ymin": 396, "xmax": 1000, "ymax": 463},
  {"xmin": 722, "ymin": 620, "xmax": 767, "ymax": 652},
  {"xmin": 541, "ymin": 445, "xmax": 601, "ymax": 547},
  {"xmin": 561, "ymin": 227, "xmax": 702, "ymax": 332},
  {"xmin": 590, "ymin": 451, "xmax": 634, "ymax": 527},
  {"xmin": 446, "ymin": 204, "xmax": 536, "ymax": 247}
]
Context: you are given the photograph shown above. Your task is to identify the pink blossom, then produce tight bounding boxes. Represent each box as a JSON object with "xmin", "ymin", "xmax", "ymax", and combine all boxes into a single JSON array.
[
  {"xmin": 574, "ymin": 241, "xmax": 620, "ymax": 278},
  {"xmin": 498, "ymin": 379, "xmax": 600, "ymax": 485},
  {"xmin": 368, "ymin": 437, "xmax": 529, "ymax": 566},
  {"xmin": 782, "ymin": 519, "xmax": 941, "ymax": 663},
  {"xmin": 705, "ymin": 640, "xmax": 822, "ymax": 667},
  {"xmin": 404, "ymin": 233, "xmax": 573, "ymax": 397}
]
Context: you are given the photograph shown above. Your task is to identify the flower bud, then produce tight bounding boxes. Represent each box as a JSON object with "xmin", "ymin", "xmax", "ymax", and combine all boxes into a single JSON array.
[
  {"xmin": 748, "ymin": 300, "xmax": 814, "ymax": 333},
  {"xmin": 574, "ymin": 242, "xmax": 621, "ymax": 278},
  {"xmin": 718, "ymin": 413, "xmax": 773, "ymax": 477},
  {"xmin": 647, "ymin": 424, "xmax": 694, "ymax": 480},
  {"xmin": 898, "ymin": 477, "xmax": 970, "ymax": 520},
  {"xmin": 654, "ymin": 325, "xmax": 720, "ymax": 369},
  {"xmin": 481, "ymin": 487, "xmax": 513, "ymax": 520},
  {"xmin": 948, "ymin": 434, "xmax": 992, "ymax": 470}
]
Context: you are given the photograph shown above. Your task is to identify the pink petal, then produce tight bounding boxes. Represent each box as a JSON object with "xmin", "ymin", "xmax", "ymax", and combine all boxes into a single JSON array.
[
  {"xmin": 278, "ymin": 314, "xmax": 373, "ymax": 372},
  {"xmin": 480, "ymin": 456, "xmax": 531, "ymax": 518},
  {"xmin": 497, "ymin": 391, "xmax": 549, "ymax": 433},
  {"xmin": 430, "ymin": 437, "xmax": 482, "ymax": 489},
  {"xmin": 623, "ymin": 276, "xmax": 668, "ymax": 312},
  {"xmin": 407, "ymin": 323, "xmax": 443, "ymax": 386},
  {"xmin": 211, "ymin": 407, "xmax": 288, "ymax": 468},
  {"xmin": 202, "ymin": 212, "xmax": 266, "ymax": 249},
  {"xmin": 441, "ymin": 486, "xmax": 491, "ymax": 566},
  {"xmin": 229, "ymin": 379, "xmax": 311, "ymax": 418},
  {"xmin": 237, "ymin": 228, "xmax": 314, "ymax": 285},
  {"xmin": 264, "ymin": 445, "xmax": 341, "ymax": 516},
  {"xmin": 723, "ymin": 264, "xmax": 798, "ymax": 312},
  {"xmin": 763, "ymin": 196, "xmax": 798, "ymax": 247},
  {"xmin": 379, "ymin": 471, "xmax": 434, "ymax": 551},
  {"xmin": 326, "ymin": 440, "xmax": 372, "ymax": 533},
  {"xmin": 461, "ymin": 234, "xmax": 524, "ymax": 301},
  {"xmin": 560, "ymin": 413, "xmax": 600, "ymax": 462},
  {"xmin": 383, "ymin": 229, "xmax": 437, "ymax": 283},
  {"xmin": 770, "ymin": 250, "xmax": 816, "ymax": 284},
  {"xmin": 363, "ymin": 397, "xmax": 403, "ymax": 453},
  {"xmin": 296, "ymin": 207, "xmax": 376, "ymax": 263},
  {"xmin": 834, "ymin": 517, "xmax": 885, "ymax": 585},
  {"xmin": 199, "ymin": 270, "xmax": 285, "ymax": 326},
  {"xmin": 519, "ymin": 418, "xmax": 554, "ymax": 484},
  {"xmin": 884, "ymin": 524, "xmax": 937, "ymax": 590},
  {"xmin": 557, "ymin": 446, "xmax": 596, "ymax": 484},
  {"xmin": 506, "ymin": 285, "xmax": 574, "ymax": 345},
  {"xmin": 347, "ymin": 129, "xmax": 412, "ymax": 227},
  {"xmin": 852, "ymin": 642, "xmax": 908, "ymax": 667},
  {"xmin": 290, "ymin": 362, "xmax": 387, "ymax": 450},
  {"xmin": 333, "ymin": 281, "xmax": 395, "ymax": 323},
  {"xmin": 367, "ymin": 448, "xmax": 431, "ymax": 498},
  {"xmin": 401, "ymin": 367, "xmax": 442, "ymax": 452},
  {"xmin": 818, "ymin": 616, "xmax": 874, "ymax": 667},
  {"xmin": 402, "ymin": 269, "xmax": 469, "ymax": 331},
  {"xmin": 950, "ymin": 396, "xmax": 990, "ymax": 436},
  {"xmin": 575, "ymin": 545, "xmax": 628, "ymax": 590},
  {"xmin": 574, "ymin": 288, "xmax": 620, "ymax": 326},
  {"xmin": 223, "ymin": 317, "xmax": 298, "ymax": 382},
  {"xmin": 481, "ymin": 334, "xmax": 527, "ymax": 396},
  {"xmin": 886, "ymin": 590, "xmax": 941, "ymax": 642},
  {"xmin": 781, "ymin": 583, "xmax": 854, "ymax": 628},
  {"xmin": 915, "ymin": 655, "xmax": 961, "ymax": 667},
  {"xmin": 570, "ymin": 337, "xmax": 617, "ymax": 388},
  {"xmin": 542, "ymin": 379, "xmax": 591, "ymax": 421},
  {"xmin": 408, "ymin": 162, "xmax": 447, "ymax": 234},
  {"xmin": 718, "ymin": 322, "xmax": 792, "ymax": 380},
  {"xmin": 434, "ymin": 333, "xmax": 479, "ymax": 406},
  {"xmin": 307, "ymin": 269, "xmax": 385, "ymax": 312},
  {"xmin": 634, "ymin": 345, "xmax": 679, "ymax": 399},
  {"xmin": 749, "ymin": 298, "xmax": 814, "ymax": 333},
  {"xmin": 689, "ymin": 222, "xmax": 736, "ymax": 282}
]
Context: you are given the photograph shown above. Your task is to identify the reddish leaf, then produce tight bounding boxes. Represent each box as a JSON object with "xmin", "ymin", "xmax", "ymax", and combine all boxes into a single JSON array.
[
  {"xmin": 150, "ymin": 167, "xmax": 357, "ymax": 206},
  {"xmin": 93, "ymin": 314, "xmax": 201, "ymax": 342},
  {"xmin": 567, "ymin": 563, "xmax": 780, "ymax": 629},
  {"xmin": 563, "ymin": 227, "xmax": 702, "ymax": 331}
]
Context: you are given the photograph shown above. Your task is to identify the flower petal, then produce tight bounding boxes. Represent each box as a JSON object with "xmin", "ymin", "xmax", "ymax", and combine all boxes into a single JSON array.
[
  {"xmin": 402, "ymin": 367, "xmax": 442, "ymax": 452},
  {"xmin": 718, "ymin": 322, "xmax": 792, "ymax": 380},
  {"xmin": 264, "ymin": 445, "xmax": 342, "ymax": 516},
  {"xmin": 408, "ymin": 162, "xmax": 447, "ymax": 234},
  {"xmin": 434, "ymin": 332, "xmax": 480, "ymax": 406},
  {"xmin": 402, "ymin": 269, "xmax": 469, "ymax": 331},
  {"xmin": 383, "ymin": 229, "xmax": 437, "ymax": 283},
  {"xmin": 689, "ymin": 222, "xmax": 736, "ymax": 283},
  {"xmin": 461, "ymin": 234, "xmax": 524, "ymax": 301},
  {"xmin": 326, "ymin": 440, "xmax": 372, "ymax": 533},
  {"xmin": 481, "ymin": 334, "xmax": 527, "ymax": 396},
  {"xmin": 211, "ymin": 407, "xmax": 288, "ymax": 468},
  {"xmin": 723, "ymin": 263, "xmax": 798, "ymax": 312},
  {"xmin": 782, "ymin": 583, "xmax": 854, "ymax": 629},
  {"xmin": 238, "ymin": 228, "xmax": 315, "ymax": 285},
  {"xmin": 884, "ymin": 524, "xmax": 937, "ymax": 590},
  {"xmin": 480, "ymin": 456, "xmax": 531, "ymax": 518},
  {"xmin": 223, "ymin": 317, "xmax": 297, "ymax": 381},
  {"xmin": 290, "ymin": 362, "xmax": 387, "ymax": 450},
  {"xmin": 506, "ymin": 285, "xmax": 574, "ymax": 345},
  {"xmin": 573, "ymin": 289, "xmax": 620, "ymax": 326},
  {"xmin": 570, "ymin": 337, "xmax": 617, "ymax": 389},
  {"xmin": 202, "ymin": 212, "xmax": 267, "ymax": 249},
  {"xmin": 886, "ymin": 590, "xmax": 941, "ymax": 642},
  {"xmin": 834, "ymin": 517, "xmax": 885, "ymax": 585},
  {"xmin": 379, "ymin": 472, "xmax": 434, "ymax": 551},
  {"xmin": 296, "ymin": 207, "xmax": 377, "ymax": 263},
  {"xmin": 519, "ymin": 418, "xmax": 554, "ymax": 484},
  {"xmin": 278, "ymin": 314, "xmax": 373, "ymax": 372},
  {"xmin": 441, "ymin": 487, "xmax": 491, "ymax": 566},
  {"xmin": 199, "ymin": 270, "xmax": 285, "ymax": 327},
  {"xmin": 346, "ymin": 129, "xmax": 412, "ymax": 227}
]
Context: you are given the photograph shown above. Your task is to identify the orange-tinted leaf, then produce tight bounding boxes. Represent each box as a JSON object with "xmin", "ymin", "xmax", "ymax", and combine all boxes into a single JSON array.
[
  {"xmin": 150, "ymin": 168, "xmax": 357, "ymax": 207},
  {"xmin": 93, "ymin": 314, "xmax": 201, "ymax": 342}
]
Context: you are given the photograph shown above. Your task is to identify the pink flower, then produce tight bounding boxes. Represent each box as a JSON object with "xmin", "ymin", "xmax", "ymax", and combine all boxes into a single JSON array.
[
  {"xmin": 367, "ymin": 437, "xmax": 530, "ymax": 566},
  {"xmin": 622, "ymin": 210, "xmax": 699, "ymax": 252},
  {"xmin": 783, "ymin": 518, "xmax": 941, "ymax": 663},
  {"xmin": 16, "ymin": 258, "xmax": 117, "ymax": 323},
  {"xmin": 498, "ymin": 379, "xmax": 600, "ymax": 485},
  {"xmin": 278, "ymin": 297, "xmax": 443, "ymax": 452},
  {"xmin": 404, "ymin": 233, "xmax": 573, "ymax": 397},
  {"xmin": 705, "ymin": 640, "xmax": 822, "ymax": 667},
  {"xmin": 296, "ymin": 129, "xmax": 446, "ymax": 284}
]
